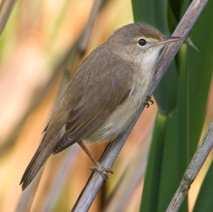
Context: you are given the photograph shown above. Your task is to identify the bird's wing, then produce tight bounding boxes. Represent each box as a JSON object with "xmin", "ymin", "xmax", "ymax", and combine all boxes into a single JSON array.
[
  {"xmin": 20, "ymin": 46, "xmax": 134, "ymax": 189},
  {"xmin": 53, "ymin": 45, "xmax": 134, "ymax": 153}
]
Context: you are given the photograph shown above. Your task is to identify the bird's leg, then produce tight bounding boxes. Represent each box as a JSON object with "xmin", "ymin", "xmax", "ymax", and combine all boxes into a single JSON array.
[
  {"xmin": 144, "ymin": 95, "xmax": 154, "ymax": 108},
  {"xmin": 78, "ymin": 141, "xmax": 113, "ymax": 176}
]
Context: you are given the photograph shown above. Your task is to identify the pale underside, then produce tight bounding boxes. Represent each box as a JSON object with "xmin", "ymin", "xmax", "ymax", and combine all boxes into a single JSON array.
[
  {"xmin": 87, "ymin": 45, "xmax": 161, "ymax": 142},
  {"xmin": 20, "ymin": 23, "xmax": 164, "ymax": 190}
]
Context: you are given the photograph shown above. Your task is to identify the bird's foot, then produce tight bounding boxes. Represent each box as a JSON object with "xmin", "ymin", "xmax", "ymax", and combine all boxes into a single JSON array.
[
  {"xmin": 90, "ymin": 162, "xmax": 113, "ymax": 178},
  {"xmin": 144, "ymin": 96, "xmax": 154, "ymax": 108}
]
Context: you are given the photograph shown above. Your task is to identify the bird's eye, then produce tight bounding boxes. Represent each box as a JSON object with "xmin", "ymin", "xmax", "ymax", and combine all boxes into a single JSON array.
[{"xmin": 138, "ymin": 38, "xmax": 147, "ymax": 46}]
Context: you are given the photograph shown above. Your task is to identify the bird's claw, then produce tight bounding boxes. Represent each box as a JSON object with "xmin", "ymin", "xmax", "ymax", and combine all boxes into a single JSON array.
[
  {"xmin": 144, "ymin": 96, "xmax": 154, "ymax": 108},
  {"xmin": 90, "ymin": 163, "xmax": 113, "ymax": 178}
]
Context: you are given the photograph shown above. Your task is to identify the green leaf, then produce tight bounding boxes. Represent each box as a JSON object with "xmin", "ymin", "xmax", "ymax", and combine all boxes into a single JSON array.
[
  {"xmin": 177, "ymin": 0, "xmax": 213, "ymax": 159},
  {"xmin": 132, "ymin": 0, "xmax": 168, "ymax": 33},
  {"xmin": 132, "ymin": 1, "xmax": 213, "ymax": 212},
  {"xmin": 156, "ymin": 112, "xmax": 187, "ymax": 212},
  {"xmin": 168, "ymin": 0, "xmax": 190, "ymax": 21},
  {"xmin": 193, "ymin": 163, "xmax": 213, "ymax": 212},
  {"xmin": 140, "ymin": 113, "xmax": 167, "ymax": 212}
]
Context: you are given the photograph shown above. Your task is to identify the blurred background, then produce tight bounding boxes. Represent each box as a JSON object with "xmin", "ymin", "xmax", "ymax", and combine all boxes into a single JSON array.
[{"xmin": 0, "ymin": 0, "xmax": 212, "ymax": 211}]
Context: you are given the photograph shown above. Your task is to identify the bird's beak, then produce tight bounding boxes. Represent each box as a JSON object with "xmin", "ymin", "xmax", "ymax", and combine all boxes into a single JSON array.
[{"xmin": 156, "ymin": 36, "xmax": 183, "ymax": 46}]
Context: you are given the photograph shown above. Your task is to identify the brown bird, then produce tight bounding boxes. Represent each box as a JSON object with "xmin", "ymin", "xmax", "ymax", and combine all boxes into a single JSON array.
[{"xmin": 20, "ymin": 23, "xmax": 180, "ymax": 190}]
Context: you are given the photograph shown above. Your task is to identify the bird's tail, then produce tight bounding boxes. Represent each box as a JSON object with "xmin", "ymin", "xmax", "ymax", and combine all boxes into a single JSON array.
[{"xmin": 20, "ymin": 135, "xmax": 52, "ymax": 190}]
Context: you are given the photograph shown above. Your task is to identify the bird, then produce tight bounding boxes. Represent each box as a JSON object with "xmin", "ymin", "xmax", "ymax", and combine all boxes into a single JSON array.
[{"xmin": 20, "ymin": 22, "xmax": 180, "ymax": 190}]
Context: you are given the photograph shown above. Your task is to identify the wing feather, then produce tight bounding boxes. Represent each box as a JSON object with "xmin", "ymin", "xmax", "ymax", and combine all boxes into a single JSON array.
[{"xmin": 53, "ymin": 45, "xmax": 134, "ymax": 152}]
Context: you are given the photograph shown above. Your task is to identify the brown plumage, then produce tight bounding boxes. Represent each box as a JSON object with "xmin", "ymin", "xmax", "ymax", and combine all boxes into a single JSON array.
[
  {"xmin": 20, "ymin": 45, "xmax": 134, "ymax": 189},
  {"xmin": 20, "ymin": 23, "xmax": 179, "ymax": 190}
]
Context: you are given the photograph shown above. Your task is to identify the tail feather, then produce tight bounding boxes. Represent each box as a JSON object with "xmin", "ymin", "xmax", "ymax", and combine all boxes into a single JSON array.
[
  {"xmin": 20, "ymin": 120, "xmax": 67, "ymax": 190},
  {"xmin": 20, "ymin": 138, "xmax": 52, "ymax": 190}
]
